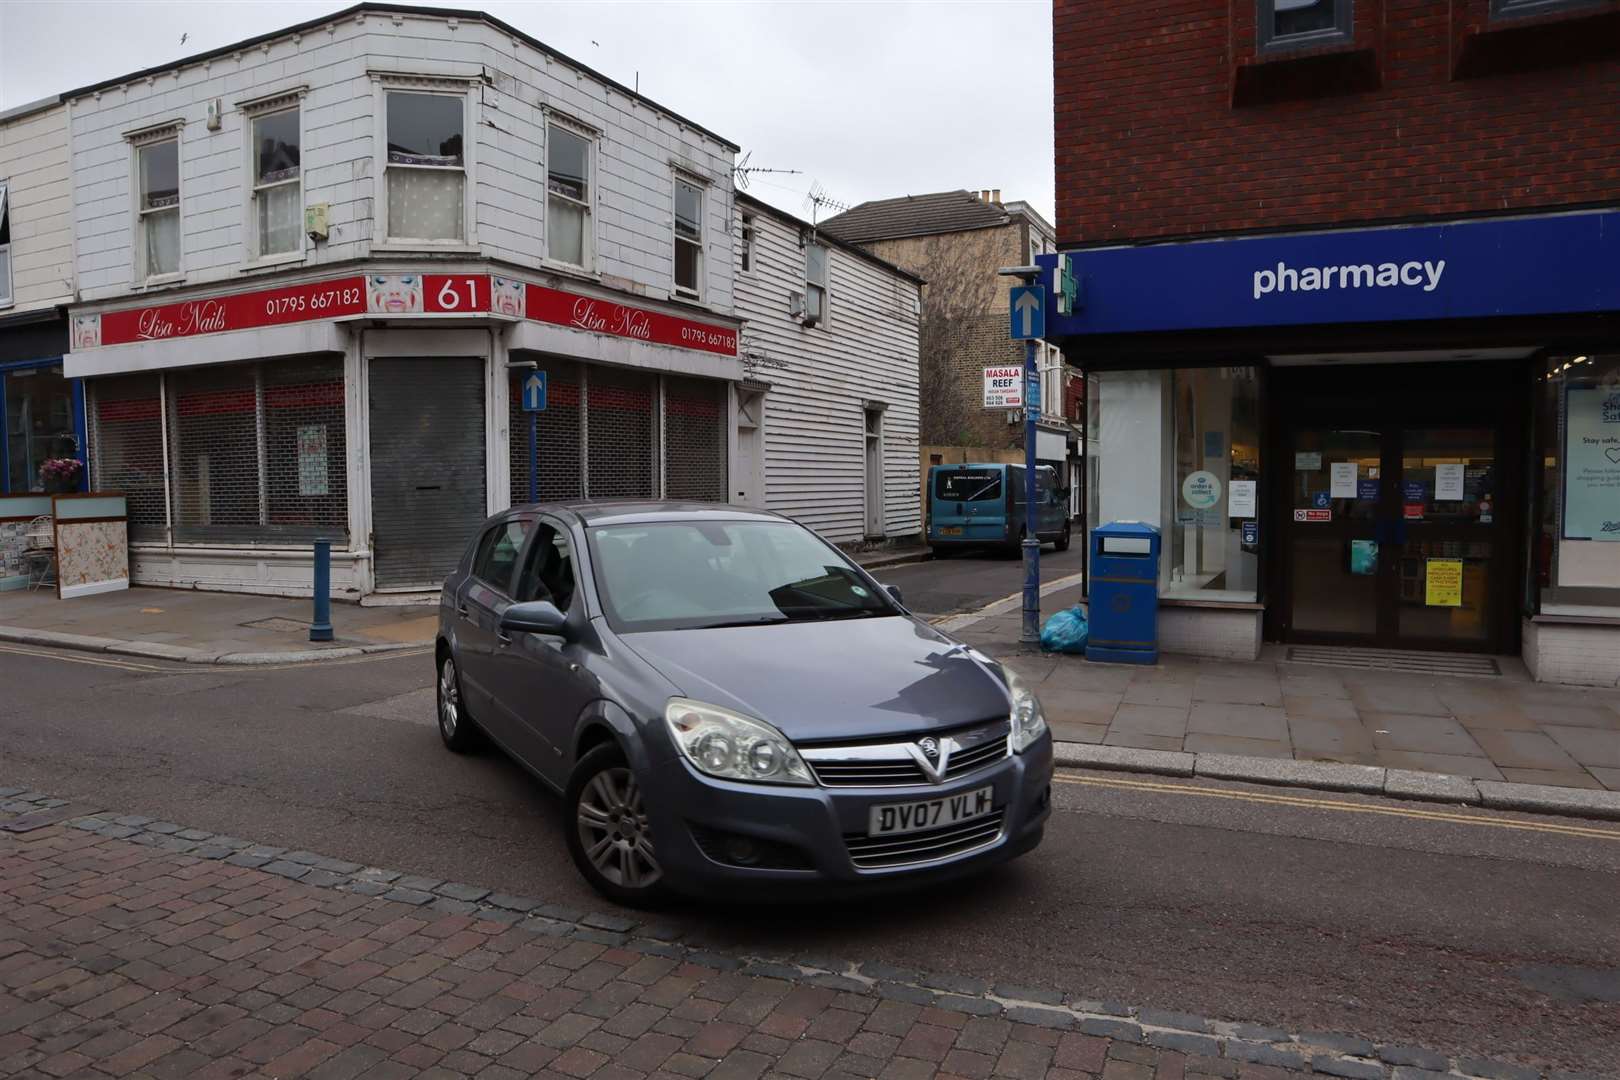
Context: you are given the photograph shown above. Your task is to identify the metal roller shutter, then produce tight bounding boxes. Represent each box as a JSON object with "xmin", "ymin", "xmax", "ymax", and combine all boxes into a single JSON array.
[
  {"xmin": 508, "ymin": 361, "xmax": 582, "ymax": 505},
  {"xmin": 586, "ymin": 365, "xmax": 656, "ymax": 499},
  {"xmin": 369, "ymin": 357, "xmax": 486, "ymax": 589},
  {"xmin": 664, "ymin": 375, "xmax": 727, "ymax": 502},
  {"xmin": 89, "ymin": 374, "xmax": 166, "ymax": 543}
]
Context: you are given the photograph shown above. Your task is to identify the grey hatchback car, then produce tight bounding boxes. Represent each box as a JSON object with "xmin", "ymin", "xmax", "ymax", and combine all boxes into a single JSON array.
[{"xmin": 436, "ymin": 501, "xmax": 1052, "ymax": 906}]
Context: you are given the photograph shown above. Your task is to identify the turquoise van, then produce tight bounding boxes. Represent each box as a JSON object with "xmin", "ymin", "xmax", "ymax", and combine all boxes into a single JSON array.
[{"xmin": 927, "ymin": 463, "xmax": 1072, "ymax": 556}]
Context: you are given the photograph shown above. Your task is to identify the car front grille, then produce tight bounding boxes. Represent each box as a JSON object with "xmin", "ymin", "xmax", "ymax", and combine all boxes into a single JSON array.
[
  {"xmin": 802, "ymin": 719, "xmax": 1011, "ymax": 789},
  {"xmin": 844, "ymin": 809, "xmax": 1006, "ymax": 869}
]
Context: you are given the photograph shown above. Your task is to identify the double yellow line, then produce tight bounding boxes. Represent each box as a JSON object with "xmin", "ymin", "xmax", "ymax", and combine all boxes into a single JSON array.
[
  {"xmin": 1054, "ymin": 771, "xmax": 1620, "ymax": 842},
  {"xmin": 0, "ymin": 642, "xmax": 430, "ymax": 674}
]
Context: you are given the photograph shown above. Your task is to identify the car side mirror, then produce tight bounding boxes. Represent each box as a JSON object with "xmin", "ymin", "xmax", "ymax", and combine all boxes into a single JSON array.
[
  {"xmin": 884, "ymin": 584, "xmax": 904, "ymax": 605},
  {"xmin": 501, "ymin": 600, "xmax": 569, "ymax": 637}
]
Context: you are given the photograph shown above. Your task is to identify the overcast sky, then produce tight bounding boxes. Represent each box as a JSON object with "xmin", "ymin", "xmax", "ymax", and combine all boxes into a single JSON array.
[{"xmin": 0, "ymin": 0, "xmax": 1054, "ymax": 225}]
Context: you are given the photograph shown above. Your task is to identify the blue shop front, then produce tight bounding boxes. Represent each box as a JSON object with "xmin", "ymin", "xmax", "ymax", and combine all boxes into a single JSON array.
[
  {"xmin": 1, "ymin": 314, "xmax": 85, "ymax": 496},
  {"xmin": 1039, "ymin": 209, "xmax": 1620, "ymax": 685}
]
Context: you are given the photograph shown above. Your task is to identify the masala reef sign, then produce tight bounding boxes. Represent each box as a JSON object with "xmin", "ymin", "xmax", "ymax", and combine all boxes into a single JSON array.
[{"xmin": 71, "ymin": 274, "xmax": 738, "ymax": 358}]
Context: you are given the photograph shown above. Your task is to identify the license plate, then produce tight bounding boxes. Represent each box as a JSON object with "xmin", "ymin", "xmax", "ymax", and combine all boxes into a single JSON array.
[
  {"xmin": 869, "ymin": 786, "xmax": 994, "ymax": 836},
  {"xmin": 939, "ymin": 527, "xmax": 963, "ymax": 536}
]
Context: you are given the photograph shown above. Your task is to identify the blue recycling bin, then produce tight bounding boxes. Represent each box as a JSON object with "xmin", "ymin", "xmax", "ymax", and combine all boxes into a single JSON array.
[{"xmin": 1085, "ymin": 521, "xmax": 1161, "ymax": 665}]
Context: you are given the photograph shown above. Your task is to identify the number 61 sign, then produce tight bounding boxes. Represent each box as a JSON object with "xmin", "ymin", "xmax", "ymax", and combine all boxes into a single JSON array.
[{"xmin": 424, "ymin": 275, "xmax": 488, "ymax": 313}]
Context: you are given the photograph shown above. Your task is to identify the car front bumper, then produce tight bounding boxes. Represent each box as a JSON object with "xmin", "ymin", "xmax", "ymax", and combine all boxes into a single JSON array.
[{"xmin": 643, "ymin": 735, "xmax": 1054, "ymax": 899}]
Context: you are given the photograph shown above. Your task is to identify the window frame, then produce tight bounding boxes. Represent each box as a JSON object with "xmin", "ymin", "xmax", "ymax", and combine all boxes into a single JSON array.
[
  {"xmin": 1257, "ymin": 0, "xmax": 1353, "ymax": 52},
  {"xmin": 130, "ymin": 129, "xmax": 183, "ymax": 286},
  {"xmin": 672, "ymin": 174, "xmax": 705, "ymax": 301},
  {"xmin": 543, "ymin": 117, "xmax": 597, "ymax": 272},
  {"xmin": 514, "ymin": 517, "xmax": 580, "ymax": 613},
  {"xmin": 471, "ymin": 517, "xmax": 532, "ymax": 596},
  {"xmin": 1489, "ymin": 0, "xmax": 1603, "ymax": 17},
  {"xmin": 0, "ymin": 181, "xmax": 11, "ymax": 308},
  {"xmin": 804, "ymin": 240, "xmax": 830, "ymax": 326},
  {"xmin": 244, "ymin": 100, "xmax": 305, "ymax": 266},
  {"xmin": 739, "ymin": 212, "xmax": 755, "ymax": 275},
  {"xmin": 374, "ymin": 77, "xmax": 476, "ymax": 249}
]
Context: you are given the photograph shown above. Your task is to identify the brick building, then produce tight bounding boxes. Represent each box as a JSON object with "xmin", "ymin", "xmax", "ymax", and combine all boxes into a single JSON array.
[
  {"xmin": 1045, "ymin": 0, "xmax": 1620, "ymax": 681},
  {"xmin": 821, "ymin": 191, "xmax": 1083, "ymax": 515}
]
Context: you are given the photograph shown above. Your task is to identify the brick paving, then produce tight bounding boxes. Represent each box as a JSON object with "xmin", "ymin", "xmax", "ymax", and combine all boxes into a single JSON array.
[
  {"xmin": 0, "ymin": 794, "xmax": 1577, "ymax": 1080},
  {"xmin": 0, "ymin": 822, "xmax": 1290, "ymax": 1080}
]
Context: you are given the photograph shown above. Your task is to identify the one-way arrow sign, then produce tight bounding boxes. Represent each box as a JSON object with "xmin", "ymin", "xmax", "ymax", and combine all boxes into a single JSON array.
[
  {"xmin": 522, "ymin": 371, "xmax": 548, "ymax": 412},
  {"xmin": 1009, "ymin": 285, "xmax": 1045, "ymax": 340}
]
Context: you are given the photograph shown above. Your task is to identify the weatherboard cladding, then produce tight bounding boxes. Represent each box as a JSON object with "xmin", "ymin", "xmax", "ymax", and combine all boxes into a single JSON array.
[
  {"xmin": 819, "ymin": 190, "xmax": 1010, "ymax": 245},
  {"xmin": 67, "ymin": 7, "xmax": 736, "ymax": 308},
  {"xmin": 735, "ymin": 201, "xmax": 922, "ymax": 544}
]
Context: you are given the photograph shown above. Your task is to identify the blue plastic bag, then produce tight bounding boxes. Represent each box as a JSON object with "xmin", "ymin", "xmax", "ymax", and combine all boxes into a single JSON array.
[{"xmin": 1039, "ymin": 605, "xmax": 1089, "ymax": 654}]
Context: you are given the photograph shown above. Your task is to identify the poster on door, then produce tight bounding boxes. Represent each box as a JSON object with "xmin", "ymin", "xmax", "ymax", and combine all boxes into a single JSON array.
[
  {"xmin": 1425, "ymin": 559, "xmax": 1463, "ymax": 607},
  {"xmin": 1435, "ymin": 463, "xmax": 1465, "ymax": 502},
  {"xmin": 1563, "ymin": 385, "xmax": 1620, "ymax": 540},
  {"xmin": 1329, "ymin": 462, "xmax": 1358, "ymax": 499}
]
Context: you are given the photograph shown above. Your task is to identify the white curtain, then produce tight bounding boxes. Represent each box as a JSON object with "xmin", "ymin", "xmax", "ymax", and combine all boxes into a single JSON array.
[
  {"xmin": 387, "ymin": 168, "xmax": 464, "ymax": 241},
  {"xmin": 258, "ymin": 184, "xmax": 301, "ymax": 257},
  {"xmin": 145, "ymin": 210, "xmax": 180, "ymax": 276},
  {"xmin": 548, "ymin": 196, "xmax": 585, "ymax": 265}
]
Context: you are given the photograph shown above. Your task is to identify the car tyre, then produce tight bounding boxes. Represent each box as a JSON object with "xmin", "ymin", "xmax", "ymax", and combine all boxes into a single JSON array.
[
  {"xmin": 565, "ymin": 743, "xmax": 670, "ymax": 908},
  {"xmin": 1054, "ymin": 521, "xmax": 1071, "ymax": 552},
  {"xmin": 436, "ymin": 651, "xmax": 483, "ymax": 753}
]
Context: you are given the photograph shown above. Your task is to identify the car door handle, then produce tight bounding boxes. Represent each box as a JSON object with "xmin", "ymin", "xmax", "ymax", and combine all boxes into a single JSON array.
[
  {"xmin": 456, "ymin": 605, "xmax": 470, "ymax": 620},
  {"xmin": 496, "ymin": 632, "xmax": 513, "ymax": 647}
]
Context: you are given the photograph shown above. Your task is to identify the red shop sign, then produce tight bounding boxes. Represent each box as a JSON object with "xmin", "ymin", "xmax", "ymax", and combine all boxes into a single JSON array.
[
  {"xmin": 525, "ymin": 284, "xmax": 738, "ymax": 357},
  {"xmin": 98, "ymin": 276, "xmax": 367, "ymax": 346}
]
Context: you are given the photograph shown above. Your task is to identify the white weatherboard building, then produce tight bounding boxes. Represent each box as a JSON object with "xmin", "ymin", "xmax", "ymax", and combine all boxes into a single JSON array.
[
  {"xmin": 733, "ymin": 193, "xmax": 923, "ymax": 545},
  {"xmin": 59, "ymin": 3, "xmax": 755, "ymax": 598}
]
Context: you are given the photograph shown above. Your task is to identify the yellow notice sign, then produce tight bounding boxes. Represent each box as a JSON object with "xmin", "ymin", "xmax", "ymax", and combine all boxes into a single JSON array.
[{"xmin": 1426, "ymin": 559, "xmax": 1463, "ymax": 607}]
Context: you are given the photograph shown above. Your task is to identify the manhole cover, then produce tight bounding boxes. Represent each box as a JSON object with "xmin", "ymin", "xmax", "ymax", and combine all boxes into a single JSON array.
[
  {"xmin": 1286, "ymin": 646, "xmax": 1499, "ymax": 677},
  {"xmin": 241, "ymin": 617, "xmax": 308, "ymax": 633}
]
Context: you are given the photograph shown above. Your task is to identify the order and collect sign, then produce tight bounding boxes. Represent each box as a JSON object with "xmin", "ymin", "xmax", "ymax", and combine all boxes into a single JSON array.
[{"xmin": 983, "ymin": 366, "xmax": 1024, "ymax": 408}]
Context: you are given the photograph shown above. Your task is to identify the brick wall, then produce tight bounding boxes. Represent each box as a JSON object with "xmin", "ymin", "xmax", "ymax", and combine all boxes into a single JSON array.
[{"xmin": 1053, "ymin": 0, "xmax": 1620, "ymax": 246}]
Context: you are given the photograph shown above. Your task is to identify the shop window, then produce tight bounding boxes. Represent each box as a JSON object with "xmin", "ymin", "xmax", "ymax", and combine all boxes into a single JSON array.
[
  {"xmin": 250, "ymin": 107, "xmax": 301, "ymax": 259},
  {"xmin": 545, "ymin": 122, "xmax": 593, "ymax": 269},
  {"xmin": 1258, "ymin": 0, "xmax": 1352, "ymax": 51},
  {"xmin": 137, "ymin": 138, "xmax": 181, "ymax": 280},
  {"xmin": 1167, "ymin": 368, "xmax": 1261, "ymax": 601},
  {"xmin": 88, "ymin": 374, "xmax": 166, "ymax": 541},
  {"xmin": 508, "ymin": 362, "xmax": 582, "ymax": 504},
  {"xmin": 90, "ymin": 360, "xmax": 346, "ymax": 546},
  {"xmin": 384, "ymin": 91, "xmax": 465, "ymax": 243},
  {"xmin": 5, "ymin": 365, "xmax": 78, "ymax": 493},
  {"xmin": 673, "ymin": 178, "xmax": 704, "ymax": 299},
  {"xmin": 739, "ymin": 214, "xmax": 755, "ymax": 274},
  {"xmin": 0, "ymin": 181, "xmax": 11, "ymax": 306},
  {"xmin": 805, "ymin": 242, "xmax": 829, "ymax": 324},
  {"xmin": 1533, "ymin": 353, "xmax": 1620, "ymax": 612},
  {"xmin": 1491, "ymin": 0, "xmax": 1603, "ymax": 17}
]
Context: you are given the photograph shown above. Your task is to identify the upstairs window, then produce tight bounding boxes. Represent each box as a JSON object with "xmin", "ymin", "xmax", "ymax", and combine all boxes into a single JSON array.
[
  {"xmin": 0, "ymin": 183, "xmax": 11, "ymax": 307},
  {"xmin": 385, "ymin": 91, "xmax": 465, "ymax": 242},
  {"xmin": 138, "ymin": 139, "xmax": 181, "ymax": 279},
  {"xmin": 805, "ymin": 241, "xmax": 829, "ymax": 324},
  {"xmin": 1258, "ymin": 0, "xmax": 1352, "ymax": 50},
  {"xmin": 740, "ymin": 213, "xmax": 755, "ymax": 274},
  {"xmin": 674, "ymin": 178, "xmax": 704, "ymax": 299},
  {"xmin": 251, "ymin": 108, "xmax": 301, "ymax": 258},
  {"xmin": 546, "ymin": 123, "xmax": 592, "ymax": 268}
]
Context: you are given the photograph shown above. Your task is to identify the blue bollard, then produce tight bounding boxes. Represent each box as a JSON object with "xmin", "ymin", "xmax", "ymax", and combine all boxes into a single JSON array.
[{"xmin": 310, "ymin": 537, "xmax": 333, "ymax": 642}]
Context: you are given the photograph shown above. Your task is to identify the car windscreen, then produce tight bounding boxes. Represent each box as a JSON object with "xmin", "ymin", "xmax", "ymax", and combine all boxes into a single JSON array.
[
  {"xmin": 587, "ymin": 520, "xmax": 898, "ymax": 632},
  {"xmin": 934, "ymin": 469, "xmax": 1003, "ymax": 502}
]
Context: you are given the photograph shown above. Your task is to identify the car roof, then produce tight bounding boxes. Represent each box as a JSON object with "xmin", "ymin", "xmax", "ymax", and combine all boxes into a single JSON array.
[{"xmin": 509, "ymin": 500, "xmax": 791, "ymax": 528}]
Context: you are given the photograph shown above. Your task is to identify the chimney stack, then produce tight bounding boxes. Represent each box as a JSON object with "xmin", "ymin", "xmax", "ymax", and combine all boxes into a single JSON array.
[{"xmin": 992, "ymin": 188, "xmax": 1001, "ymax": 204}]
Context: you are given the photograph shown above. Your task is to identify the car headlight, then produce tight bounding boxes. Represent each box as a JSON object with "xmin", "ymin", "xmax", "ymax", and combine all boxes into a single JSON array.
[
  {"xmin": 664, "ymin": 698, "xmax": 814, "ymax": 786},
  {"xmin": 1002, "ymin": 668, "xmax": 1048, "ymax": 753}
]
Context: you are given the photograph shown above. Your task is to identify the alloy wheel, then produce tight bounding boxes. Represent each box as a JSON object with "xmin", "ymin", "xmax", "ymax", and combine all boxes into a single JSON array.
[
  {"xmin": 438, "ymin": 657, "xmax": 460, "ymax": 740},
  {"xmin": 576, "ymin": 767, "xmax": 661, "ymax": 888}
]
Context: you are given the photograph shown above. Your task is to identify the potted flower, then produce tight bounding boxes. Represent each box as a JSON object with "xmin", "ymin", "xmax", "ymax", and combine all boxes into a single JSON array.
[{"xmin": 39, "ymin": 458, "xmax": 84, "ymax": 494}]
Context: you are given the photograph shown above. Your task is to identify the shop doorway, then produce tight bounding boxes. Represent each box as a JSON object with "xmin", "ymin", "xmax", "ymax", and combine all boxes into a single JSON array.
[
  {"xmin": 1271, "ymin": 360, "xmax": 1523, "ymax": 653},
  {"xmin": 369, "ymin": 357, "xmax": 486, "ymax": 590}
]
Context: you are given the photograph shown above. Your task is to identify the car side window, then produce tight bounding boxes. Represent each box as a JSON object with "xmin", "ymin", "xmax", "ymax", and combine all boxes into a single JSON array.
[
  {"xmin": 515, "ymin": 523, "xmax": 577, "ymax": 614},
  {"xmin": 471, "ymin": 520, "xmax": 531, "ymax": 594}
]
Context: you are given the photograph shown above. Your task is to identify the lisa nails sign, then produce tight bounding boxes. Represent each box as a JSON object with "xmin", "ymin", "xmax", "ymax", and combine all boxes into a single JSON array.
[{"xmin": 73, "ymin": 273, "xmax": 738, "ymax": 358}]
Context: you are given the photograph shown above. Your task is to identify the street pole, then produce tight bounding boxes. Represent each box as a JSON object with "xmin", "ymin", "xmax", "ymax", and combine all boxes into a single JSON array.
[
  {"xmin": 528, "ymin": 411, "xmax": 539, "ymax": 504},
  {"xmin": 1021, "ymin": 338, "xmax": 1040, "ymax": 644}
]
